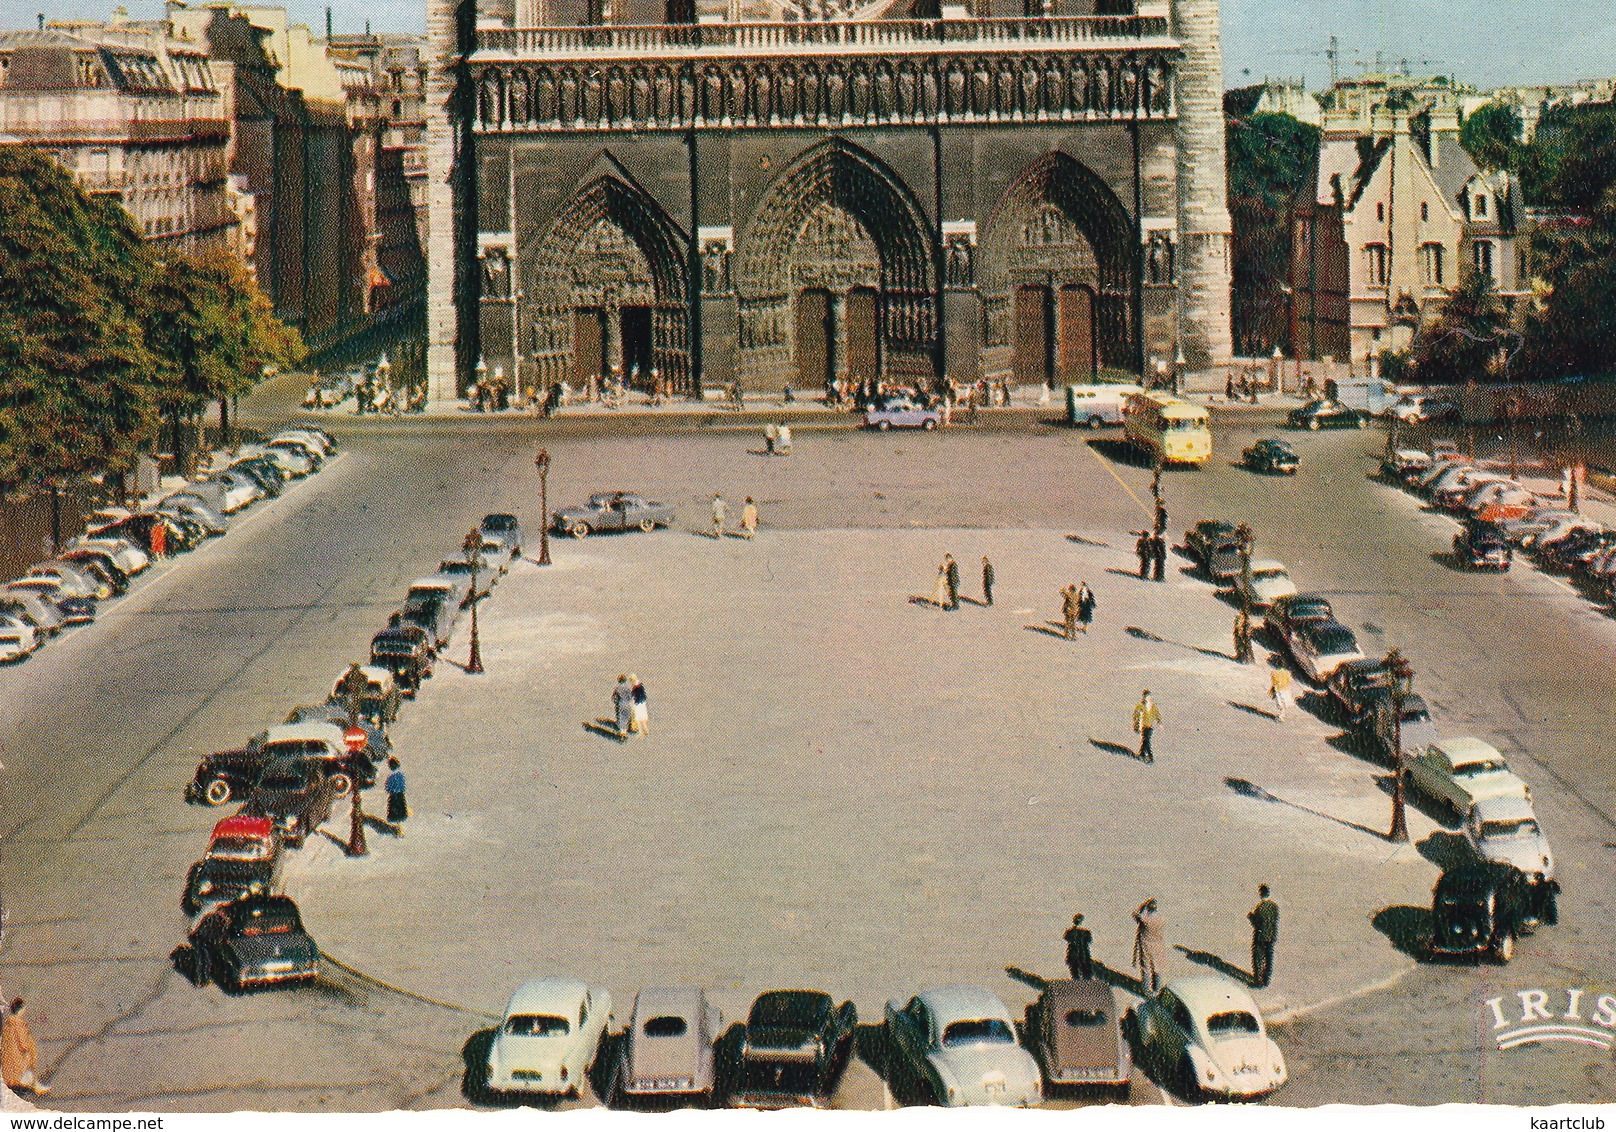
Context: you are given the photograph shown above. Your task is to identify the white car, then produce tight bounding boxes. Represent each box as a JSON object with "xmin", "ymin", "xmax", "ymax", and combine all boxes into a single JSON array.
[
  {"xmin": 67, "ymin": 537, "xmax": 149, "ymax": 575},
  {"xmin": 487, "ymin": 977, "xmax": 613, "ymax": 1099},
  {"xmin": 1233, "ymin": 560, "xmax": 1296, "ymax": 610},
  {"xmin": 273, "ymin": 428, "xmax": 335, "ymax": 457},
  {"xmin": 0, "ymin": 624, "xmax": 38, "ymax": 663},
  {"xmin": 205, "ymin": 470, "xmax": 264, "ymax": 513},
  {"xmin": 1132, "ymin": 976, "xmax": 1286, "ymax": 1100},
  {"xmin": 238, "ymin": 442, "xmax": 314, "ymax": 478},
  {"xmin": 1465, "ymin": 795, "xmax": 1554, "ymax": 880},
  {"xmin": 1407, "ymin": 737, "xmax": 1530, "ymax": 820},
  {"xmin": 1289, "ymin": 619, "xmax": 1363, "ymax": 683},
  {"xmin": 884, "ymin": 985, "xmax": 1043, "ymax": 1108}
]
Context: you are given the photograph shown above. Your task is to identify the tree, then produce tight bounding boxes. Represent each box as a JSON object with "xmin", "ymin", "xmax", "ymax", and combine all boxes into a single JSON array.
[
  {"xmin": 1226, "ymin": 111, "xmax": 1321, "ymax": 356},
  {"xmin": 1459, "ymin": 102, "xmax": 1521, "ymax": 172},
  {"xmin": 1409, "ymin": 268, "xmax": 1514, "ymax": 386}
]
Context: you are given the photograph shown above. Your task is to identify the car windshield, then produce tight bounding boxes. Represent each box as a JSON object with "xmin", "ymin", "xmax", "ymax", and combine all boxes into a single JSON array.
[
  {"xmin": 1311, "ymin": 628, "xmax": 1357, "ymax": 654},
  {"xmin": 751, "ymin": 993, "xmax": 829, "ymax": 1029},
  {"xmin": 210, "ymin": 836, "xmax": 272, "ymax": 861},
  {"xmin": 237, "ymin": 908, "xmax": 298, "ymax": 935},
  {"xmin": 1253, "ymin": 568, "xmax": 1288, "ymax": 582},
  {"xmin": 1402, "ymin": 708, "xmax": 1432, "ymax": 724},
  {"xmin": 484, "ymin": 515, "xmax": 518, "ymax": 531},
  {"xmin": 505, "ymin": 1014, "xmax": 570, "ymax": 1037},
  {"xmin": 1453, "ymin": 759, "xmax": 1508, "ymax": 777},
  {"xmin": 941, "ymin": 1018, "xmax": 1015, "ymax": 1047},
  {"xmin": 1165, "ymin": 417, "xmax": 1205, "ymax": 431},
  {"xmin": 644, "ymin": 1015, "xmax": 689, "ymax": 1038},
  {"xmin": 1205, "ymin": 1011, "xmax": 1261, "ymax": 1038},
  {"xmin": 1480, "ymin": 818, "xmax": 1541, "ymax": 840}
]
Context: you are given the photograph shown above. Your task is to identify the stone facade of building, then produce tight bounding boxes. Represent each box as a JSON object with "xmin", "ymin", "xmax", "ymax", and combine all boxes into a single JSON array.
[{"xmin": 424, "ymin": 0, "xmax": 1233, "ymax": 401}]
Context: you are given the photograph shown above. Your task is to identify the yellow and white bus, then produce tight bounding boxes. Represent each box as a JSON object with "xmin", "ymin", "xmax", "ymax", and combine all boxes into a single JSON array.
[{"xmin": 1122, "ymin": 391, "xmax": 1213, "ymax": 465}]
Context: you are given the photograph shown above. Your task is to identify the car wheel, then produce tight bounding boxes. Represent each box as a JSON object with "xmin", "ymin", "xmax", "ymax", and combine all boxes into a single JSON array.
[
  {"xmin": 638, "ymin": 518, "xmax": 656, "ymax": 533},
  {"xmin": 1308, "ymin": 419, "xmax": 1321, "ymax": 431},
  {"xmin": 328, "ymin": 771, "xmax": 352, "ymax": 798},
  {"xmin": 204, "ymin": 777, "xmax": 233, "ymax": 806},
  {"xmin": 877, "ymin": 419, "xmax": 891, "ymax": 431},
  {"xmin": 569, "ymin": 522, "xmax": 591, "ymax": 539},
  {"xmin": 921, "ymin": 418, "xmax": 937, "ymax": 431},
  {"xmin": 1490, "ymin": 930, "xmax": 1516, "ymax": 964}
]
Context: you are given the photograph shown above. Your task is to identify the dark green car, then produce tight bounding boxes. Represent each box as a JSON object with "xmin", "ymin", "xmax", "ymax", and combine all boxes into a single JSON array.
[{"xmin": 1242, "ymin": 438, "xmax": 1300, "ymax": 475}]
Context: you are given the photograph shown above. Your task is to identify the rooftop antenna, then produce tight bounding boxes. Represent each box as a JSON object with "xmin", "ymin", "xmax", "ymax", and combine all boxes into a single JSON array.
[
  {"xmin": 365, "ymin": 18, "xmax": 371, "ymax": 33},
  {"xmin": 1327, "ymin": 35, "xmax": 1339, "ymax": 87},
  {"xmin": 325, "ymin": 5, "xmax": 332, "ymax": 37},
  {"xmin": 35, "ymin": 12, "xmax": 42, "ymax": 29}
]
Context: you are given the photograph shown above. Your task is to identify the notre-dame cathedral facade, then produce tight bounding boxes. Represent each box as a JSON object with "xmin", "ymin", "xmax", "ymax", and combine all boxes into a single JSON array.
[{"xmin": 423, "ymin": 0, "xmax": 1231, "ymax": 401}]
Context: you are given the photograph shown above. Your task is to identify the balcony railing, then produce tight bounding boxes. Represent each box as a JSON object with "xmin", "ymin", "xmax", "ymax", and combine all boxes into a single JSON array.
[{"xmin": 476, "ymin": 14, "xmax": 1172, "ymax": 58}]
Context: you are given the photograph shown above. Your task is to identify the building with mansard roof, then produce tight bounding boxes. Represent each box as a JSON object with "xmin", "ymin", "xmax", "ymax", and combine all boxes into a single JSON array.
[{"xmin": 423, "ymin": 0, "xmax": 1233, "ymax": 401}]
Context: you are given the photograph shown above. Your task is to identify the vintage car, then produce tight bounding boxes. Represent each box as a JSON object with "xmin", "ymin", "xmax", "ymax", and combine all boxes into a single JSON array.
[
  {"xmin": 1454, "ymin": 524, "xmax": 1513, "ymax": 571},
  {"xmin": 481, "ymin": 512, "xmax": 524, "ymax": 558},
  {"xmin": 1287, "ymin": 399, "xmax": 1371, "ymax": 430},
  {"xmin": 553, "ymin": 492, "xmax": 676, "ymax": 539},
  {"xmin": 1131, "ymin": 976, "xmax": 1287, "ymax": 1100},
  {"xmin": 1427, "ymin": 861, "xmax": 1556, "ymax": 964},
  {"xmin": 204, "ymin": 470, "xmax": 264, "ymax": 513},
  {"xmin": 1465, "ymin": 795, "xmax": 1554, "ymax": 880},
  {"xmin": 190, "ymin": 894, "xmax": 319, "ymax": 992},
  {"xmin": 330, "ymin": 664, "xmax": 401, "ymax": 724},
  {"xmin": 1028, "ymin": 979, "xmax": 1130, "ymax": 1097},
  {"xmin": 1363, "ymin": 692, "xmax": 1439, "ymax": 762},
  {"xmin": 864, "ymin": 395, "xmax": 942, "ymax": 431},
  {"xmin": 1231, "ymin": 559, "xmax": 1296, "ymax": 610},
  {"xmin": 884, "ymin": 985, "xmax": 1042, "ymax": 1108},
  {"xmin": 1184, "ymin": 520, "xmax": 1246, "ymax": 581},
  {"xmin": 186, "ymin": 721, "xmax": 375, "ymax": 807},
  {"xmin": 1406, "ymin": 737, "xmax": 1531, "ymax": 820},
  {"xmin": 1325, "ymin": 658, "xmax": 1394, "ymax": 724},
  {"xmin": 613, "ymin": 987, "xmax": 722, "ymax": 1106},
  {"xmin": 64, "ymin": 536, "xmax": 149, "ymax": 576},
  {"xmin": 1241, "ymin": 438, "xmax": 1299, "ymax": 475},
  {"xmin": 0, "ymin": 625, "xmax": 38, "ymax": 663},
  {"xmin": 1380, "ymin": 448, "xmax": 1433, "ymax": 483},
  {"xmin": 5, "ymin": 579, "xmax": 95, "ymax": 625},
  {"xmin": 56, "ymin": 549, "xmax": 129, "ymax": 594},
  {"xmin": 283, "ymin": 703, "xmax": 390, "ymax": 763},
  {"xmin": 730, "ymin": 989, "xmax": 858, "ymax": 1109},
  {"xmin": 228, "ymin": 456, "xmax": 286, "ymax": 497},
  {"xmin": 242, "ymin": 755, "xmax": 337, "ymax": 848},
  {"xmin": 1288, "ymin": 618, "xmax": 1364, "ymax": 683},
  {"xmin": 370, "ymin": 625, "xmax": 434, "ymax": 695},
  {"xmin": 486, "ymin": 977, "xmax": 614, "ymax": 1098},
  {"xmin": 182, "ymin": 815, "xmax": 283, "ymax": 915},
  {"xmin": 397, "ymin": 592, "xmax": 456, "ymax": 651}
]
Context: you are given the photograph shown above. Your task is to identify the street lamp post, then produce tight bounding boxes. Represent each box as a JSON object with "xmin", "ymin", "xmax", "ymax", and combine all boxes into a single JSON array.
[
  {"xmin": 376, "ymin": 352, "xmax": 392, "ymax": 415},
  {"xmin": 464, "ymin": 528, "xmax": 485, "ymax": 673},
  {"xmin": 1386, "ymin": 648, "xmax": 1414, "ymax": 844},
  {"xmin": 337, "ymin": 662, "xmax": 369, "ymax": 857},
  {"xmin": 535, "ymin": 449, "xmax": 552, "ymax": 566}
]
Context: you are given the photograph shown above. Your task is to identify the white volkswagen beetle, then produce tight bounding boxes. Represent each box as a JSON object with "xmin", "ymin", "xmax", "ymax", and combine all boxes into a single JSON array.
[
  {"xmin": 1132, "ymin": 976, "xmax": 1286, "ymax": 1100},
  {"xmin": 884, "ymin": 985, "xmax": 1042, "ymax": 1107},
  {"xmin": 487, "ymin": 977, "xmax": 613, "ymax": 1099}
]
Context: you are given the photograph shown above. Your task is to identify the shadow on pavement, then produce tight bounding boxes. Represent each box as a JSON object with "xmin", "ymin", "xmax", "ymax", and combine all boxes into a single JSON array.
[
  {"xmin": 583, "ymin": 720, "xmax": 627, "ymax": 743},
  {"xmin": 1225, "ymin": 776, "xmax": 1389, "ymax": 841},
  {"xmin": 1066, "ymin": 534, "xmax": 1112, "ymax": 548},
  {"xmin": 1175, "ymin": 944, "xmax": 1252, "ymax": 987},
  {"xmin": 1126, "ymin": 625, "xmax": 1230, "ymax": 662},
  {"xmin": 1372, "ymin": 905, "xmax": 1431, "ymax": 960},
  {"xmin": 1417, "ymin": 831, "xmax": 1472, "ymax": 871},
  {"xmin": 1226, "ymin": 700, "xmax": 1277, "ymax": 721},
  {"xmin": 1087, "ymin": 437, "xmax": 1153, "ymax": 468},
  {"xmin": 1090, "ymin": 738, "xmax": 1140, "ymax": 761},
  {"xmin": 1025, "ymin": 623, "xmax": 1067, "ymax": 639}
]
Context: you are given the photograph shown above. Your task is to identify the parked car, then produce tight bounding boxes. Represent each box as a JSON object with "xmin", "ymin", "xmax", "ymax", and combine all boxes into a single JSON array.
[
  {"xmin": 864, "ymin": 395, "xmax": 941, "ymax": 431},
  {"xmin": 238, "ymin": 442, "xmax": 313, "ymax": 478},
  {"xmin": 206, "ymin": 470, "xmax": 265, "ymax": 513},
  {"xmin": 0, "ymin": 624, "xmax": 37, "ymax": 663},
  {"xmin": 187, "ymin": 721, "xmax": 375, "ymax": 808},
  {"xmin": 552, "ymin": 492, "xmax": 676, "ymax": 539},
  {"xmin": 56, "ymin": 549, "xmax": 129, "ymax": 594},
  {"xmin": 1130, "ymin": 976, "xmax": 1286, "ymax": 1100},
  {"xmin": 282, "ymin": 703, "xmax": 390, "ymax": 763},
  {"xmin": 329, "ymin": 664, "xmax": 401, "ymax": 725},
  {"xmin": 1232, "ymin": 559, "xmax": 1296, "ymax": 610},
  {"xmin": 1184, "ymin": 520, "xmax": 1246, "ymax": 581},
  {"xmin": 1289, "ymin": 618, "xmax": 1363, "ymax": 682},
  {"xmin": 65, "ymin": 536, "xmax": 148, "ymax": 575},
  {"xmin": 1405, "ymin": 737, "xmax": 1530, "ymax": 820},
  {"xmin": 1241, "ymin": 438, "xmax": 1299, "ymax": 475},
  {"xmin": 158, "ymin": 494, "xmax": 228, "ymax": 536},
  {"xmin": 1027, "ymin": 979, "xmax": 1130, "ymax": 1098},
  {"xmin": 0, "ymin": 592, "xmax": 63, "ymax": 638},
  {"xmin": 1473, "ymin": 499, "xmax": 1541, "ymax": 526},
  {"xmin": 1465, "ymin": 795, "xmax": 1554, "ymax": 880},
  {"xmin": 1380, "ymin": 448, "xmax": 1433, "ymax": 483},
  {"xmin": 1423, "ymin": 464, "xmax": 1494, "ymax": 506},
  {"xmin": 1288, "ymin": 399, "xmax": 1370, "ymax": 430},
  {"xmin": 1521, "ymin": 514, "xmax": 1600, "ymax": 551},
  {"xmin": 242, "ymin": 755, "xmax": 336, "ymax": 847},
  {"xmin": 370, "ymin": 625, "xmax": 434, "ymax": 696},
  {"xmin": 395, "ymin": 597, "xmax": 454, "ymax": 652},
  {"xmin": 1263, "ymin": 593, "xmax": 1333, "ymax": 649},
  {"xmin": 272, "ymin": 428, "xmax": 335, "ymax": 457},
  {"xmin": 486, "ymin": 977, "xmax": 613, "ymax": 1099},
  {"xmin": 182, "ymin": 815, "xmax": 283, "ymax": 915},
  {"xmin": 5, "ymin": 580, "xmax": 94, "ymax": 625},
  {"xmin": 1453, "ymin": 524, "xmax": 1512, "ymax": 571},
  {"xmin": 190, "ymin": 894, "xmax": 319, "ymax": 991},
  {"xmin": 19, "ymin": 562, "xmax": 103, "ymax": 601},
  {"xmin": 1326, "ymin": 658, "xmax": 1393, "ymax": 724},
  {"xmin": 1386, "ymin": 394, "xmax": 1458, "ymax": 423},
  {"xmin": 1550, "ymin": 531, "xmax": 1616, "ymax": 574},
  {"xmin": 229, "ymin": 456, "xmax": 286, "ymax": 496},
  {"xmin": 1434, "ymin": 472, "xmax": 1511, "ymax": 512},
  {"xmin": 481, "ymin": 512, "xmax": 524, "ymax": 558},
  {"xmin": 1463, "ymin": 479, "xmax": 1535, "ymax": 517},
  {"xmin": 884, "ymin": 985, "xmax": 1042, "ymax": 1108},
  {"xmin": 730, "ymin": 990, "xmax": 858, "ymax": 1108},
  {"xmin": 1427, "ymin": 862, "xmax": 1555, "ymax": 964},
  {"xmin": 266, "ymin": 436, "xmax": 325, "ymax": 470},
  {"xmin": 613, "ymin": 987, "xmax": 722, "ymax": 1106},
  {"xmin": 438, "ymin": 555, "xmax": 500, "ymax": 587},
  {"xmin": 1364, "ymin": 692, "xmax": 1439, "ymax": 762},
  {"xmin": 1413, "ymin": 458, "xmax": 1473, "ymax": 498}
]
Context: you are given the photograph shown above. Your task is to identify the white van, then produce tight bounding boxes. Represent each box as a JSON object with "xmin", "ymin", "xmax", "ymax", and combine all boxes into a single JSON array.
[{"xmin": 1065, "ymin": 383, "xmax": 1144, "ymax": 428}]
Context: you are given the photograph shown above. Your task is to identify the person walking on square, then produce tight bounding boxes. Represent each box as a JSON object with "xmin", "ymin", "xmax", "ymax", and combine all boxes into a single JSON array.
[
  {"xmin": 1234, "ymin": 607, "xmax": 1255, "ymax": 663},
  {"xmin": 777, "ymin": 423, "xmax": 792, "ymax": 454},
  {"xmin": 1150, "ymin": 533, "xmax": 1167, "ymax": 581},
  {"xmin": 763, "ymin": 421, "xmax": 779, "ymax": 455},
  {"xmin": 1061, "ymin": 584, "xmax": 1079, "ymax": 639},
  {"xmin": 1132, "ymin": 690, "xmax": 1160, "ymax": 763},
  {"xmin": 1, "ymin": 998, "xmax": 49, "ymax": 1096},
  {"xmin": 1132, "ymin": 899, "xmax": 1167, "ymax": 994},
  {"xmin": 1064, "ymin": 914, "xmax": 1095, "ymax": 980},
  {"xmin": 981, "ymin": 556, "xmax": 995, "ymax": 606},
  {"xmin": 385, "ymin": 758, "xmax": 409, "ymax": 828},
  {"xmin": 945, "ymin": 553, "xmax": 961, "ymax": 610},
  {"xmin": 1248, "ymin": 884, "xmax": 1279, "ymax": 988},
  {"xmin": 1076, "ymin": 582, "xmax": 1096, "ymax": 633},
  {"xmin": 1269, "ymin": 665, "xmax": 1293, "ymax": 721},
  {"xmin": 629, "ymin": 675, "xmax": 649, "ymax": 735},
  {"xmin": 612, "ymin": 674, "xmax": 634, "ymax": 738},
  {"xmin": 1136, "ymin": 531, "xmax": 1151, "ymax": 578},
  {"xmin": 711, "ymin": 493, "xmax": 727, "ymax": 539},
  {"xmin": 740, "ymin": 497, "xmax": 759, "ymax": 539}
]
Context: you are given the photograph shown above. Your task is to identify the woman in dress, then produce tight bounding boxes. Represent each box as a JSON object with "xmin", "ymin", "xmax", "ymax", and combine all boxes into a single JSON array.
[
  {"xmin": 630, "ymin": 675, "xmax": 649, "ymax": 735},
  {"xmin": 930, "ymin": 563, "xmax": 951, "ymax": 608},
  {"xmin": 1076, "ymin": 582, "xmax": 1096, "ymax": 632}
]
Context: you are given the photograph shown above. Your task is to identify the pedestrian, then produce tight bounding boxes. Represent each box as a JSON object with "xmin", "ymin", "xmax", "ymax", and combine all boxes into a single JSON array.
[
  {"xmin": 630, "ymin": 675, "xmax": 649, "ymax": 736},
  {"xmin": 1136, "ymin": 531, "xmax": 1151, "ymax": 578},
  {"xmin": 612, "ymin": 673, "xmax": 634, "ymax": 737},
  {"xmin": 149, "ymin": 515, "xmax": 167, "ymax": 559},
  {"xmin": 1132, "ymin": 689, "xmax": 1160, "ymax": 763},
  {"xmin": 945, "ymin": 553, "xmax": 960, "ymax": 611},
  {"xmin": 776, "ymin": 423, "xmax": 792, "ymax": 454},
  {"xmin": 1061, "ymin": 583, "xmax": 1079, "ymax": 640},
  {"xmin": 1132, "ymin": 899, "xmax": 1167, "ymax": 994},
  {"xmin": 385, "ymin": 757, "xmax": 409, "ymax": 827},
  {"xmin": 711, "ymin": 493, "xmax": 727, "ymax": 538},
  {"xmin": 1226, "ymin": 374, "xmax": 1235, "ymax": 401},
  {"xmin": 187, "ymin": 898, "xmax": 230, "ymax": 986},
  {"xmin": 1269, "ymin": 665, "xmax": 1293, "ymax": 721},
  {"xmin": 1248, "ymin": 884, "xmax": 1279, "ymax": 988},
  {"xmin": 930, "ymin": 562, "xmax": 951, "ymax": 608},
  {"xmin": 981, "ymin": 556, "xmax": 995, "ymax": 606},
  {"xmin": 1, "ymin": 998, "xmax": 49, "ymax": 1096},
  {"xmin": 1151, "ymin": 533, "xmax": 1167, "ymax": 582},
  {"xmin": 783, "ymin": 383, "xmax": 796, "ymax": 403},
  {"xmin": 1234, "ymin": 607, "xmax": 1254, "ymax": 663},
  {"xmin": 1076, "ymin": 581, "xmax": 1096, "ymax": 632},
  {"xmin": 966, "ymin": 387, "xmax": 979, "ymax": 424},
  {"xmin": 764, "ymin": 421, "xmax": 779, "ymax": 455},
  {"xmin": 1064, "ymin": 913, "xmax": 1095, "ymax": 980},
  {"xmin": 1154, "ymin": 500, "xmax": 1168, "ymax": 536},
  {"xmin": 740, "ymin": 496, "xmax": 759, "ymax": 539}
]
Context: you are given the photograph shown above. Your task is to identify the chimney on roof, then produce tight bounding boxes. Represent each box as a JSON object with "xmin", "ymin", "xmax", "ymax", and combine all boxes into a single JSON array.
[
  {"xmin": 365, "ymin": 18, "xmax": 371, "ymax": 33},
  {"xmin": 325, "ymin": 6, "xmax": 332, "ymax": 37},
  {"xmin": 35, "ymin": 12, "xmax": 42, "ymax": 29}
]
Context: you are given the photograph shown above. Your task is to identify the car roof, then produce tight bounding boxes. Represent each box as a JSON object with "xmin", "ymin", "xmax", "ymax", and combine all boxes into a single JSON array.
[
  {"xmin": 633, "ymin": 987, "xmax": 706, "ymax": 1018},
  {"xmin": 1249, "ymin": 559, "xmax": 1287, "ymax": 573},
  {"xmin": 1334, "ymin": 658, "xmax": 1387, "ymax": 679},
  {"xmin": 506, "ymin": 977, "xmax": 588, "ymax": 1015},
  {"xmin": 1043, "ymin": 978, "xmax": 1115, "ymax": 1010},
  {"xmin": 211, "ymin": 814, "xmax": 275, "ymax": 841},
  {"xmin": 410, "ymin": 576, "xmax": 456, "ymax": 589},
  {"xmin": 1472, "ymin": 795, "xmax": 1536, "ymax": 823},
  {"xmin": 262, "ymin": 721, "xmax": 345, "ymax": 745},
  {"xmin": 1433, "ymin": 736, "xmax": 1503, "ymax": 763},
  {"xmin": 1162, "ymin": 975, "xmax": 1262, "ymax": 1018},
  {"xmin": 916, "ymin": 984, "xmax": 1013, "ymax": 1025}
]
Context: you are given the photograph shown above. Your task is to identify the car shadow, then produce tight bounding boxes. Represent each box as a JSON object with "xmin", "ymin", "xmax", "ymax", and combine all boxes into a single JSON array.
[
  {"xmin": 859, "ymin": 1021, "xmax": 934, "ymax": 1107},
  {"xmin": 583, "ymin": 720, "xmax": 628, "ymax": 743},
  {"xmin": 1368, "ymin": 771, "xmax": 1461, "ymax": 829},
  {"xmin": 1325, "ymin": 730, "xmax": 1384, "ymax": 766},
  {"xmin": 1174, "ymin": 945, "xmax": 1253, "ymax": 987},
  {"xmin": 1417, "ymin": 831, "xmax": 1472, "ymax": 872},
  {"xmin": 1372, "ymin": 905, "xmax": 1431, "ymax": 960}
]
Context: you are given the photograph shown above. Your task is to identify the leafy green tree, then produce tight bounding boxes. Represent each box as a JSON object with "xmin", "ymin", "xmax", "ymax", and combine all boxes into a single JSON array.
[
  {"xmin": 1410, "ymin": 268, "xmax": 1514, "ymax": 385},
  {"xmin": 1520, "ymin": 190, "xmax": 1616, "ymax": 379},
  {"xmin": 1226, "ymin": 111, "xmax": 1321, "ymax": 357},
  {"xmin": 1459, "ymin": 102, "xmax": 1522, "ymax": 172}
]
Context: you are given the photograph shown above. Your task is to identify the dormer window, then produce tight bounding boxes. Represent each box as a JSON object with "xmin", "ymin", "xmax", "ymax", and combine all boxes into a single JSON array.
[{"xmin": 1473, "ymin": 193, "xmax": 1488, "ymax": 219}]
